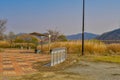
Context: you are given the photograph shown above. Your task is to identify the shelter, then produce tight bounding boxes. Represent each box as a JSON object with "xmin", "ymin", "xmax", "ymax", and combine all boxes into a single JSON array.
[{"xmin": 29, "ymin": 32, "xmax": 49, "ymax": 53}]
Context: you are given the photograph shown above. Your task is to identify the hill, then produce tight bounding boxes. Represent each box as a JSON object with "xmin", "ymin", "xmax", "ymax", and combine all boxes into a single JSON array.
[
  {"xmin": 67, "ymin": 32, "xmax": 98, "ymax": 40},
  {"xmin": 96, "ymin": 28, "xmax": 120, "ymax": 40}
]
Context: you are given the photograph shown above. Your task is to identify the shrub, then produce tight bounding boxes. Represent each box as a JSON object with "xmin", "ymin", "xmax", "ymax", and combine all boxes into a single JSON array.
[{"xmin": 13, "ymin": 43, "xmax": 36, "ymax": 49}]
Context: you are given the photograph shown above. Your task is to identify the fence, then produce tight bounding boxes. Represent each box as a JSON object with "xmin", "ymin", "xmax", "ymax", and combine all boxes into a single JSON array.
[{"xmin": 51, "ymin": 47, "xmax": 67, "ymax": 66}]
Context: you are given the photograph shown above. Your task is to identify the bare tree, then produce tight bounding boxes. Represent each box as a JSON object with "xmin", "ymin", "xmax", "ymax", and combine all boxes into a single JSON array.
[
  {"xmin": 8, "ymin": 31, "xmax": 16, "ymax": 48},
  {"xmin": 8, "ymin": 31, "xmax": 16, "ymax": 40},
  {"xmin": 0, "ymin": 20, "xmax": 7, "ymax": 40},
  {"xmin": 47, "ymin": 29, "xmax": 60, "ymax": 42}
]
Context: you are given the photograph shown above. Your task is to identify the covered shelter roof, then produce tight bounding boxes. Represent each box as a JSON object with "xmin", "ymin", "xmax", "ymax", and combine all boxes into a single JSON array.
[{"xmin": 29, "ymin": 32, "xmax": 48, "ymax": 37}]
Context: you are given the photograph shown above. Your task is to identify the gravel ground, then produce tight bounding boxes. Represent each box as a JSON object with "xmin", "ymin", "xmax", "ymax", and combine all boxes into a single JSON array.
[{"xmin": 65, "ymin": 61, "xmax": 120, "ymax": 80}]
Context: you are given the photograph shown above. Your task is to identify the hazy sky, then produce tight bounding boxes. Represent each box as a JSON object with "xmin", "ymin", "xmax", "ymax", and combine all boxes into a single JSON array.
[{"xmin": 0, "ymin": 0, "xmax": 120, "ymax": 35}]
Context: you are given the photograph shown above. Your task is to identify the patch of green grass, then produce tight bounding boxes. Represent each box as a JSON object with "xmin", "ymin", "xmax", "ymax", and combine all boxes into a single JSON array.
[
  {"xmin": 93, "ymin": 56, "xmax": 120, "ymax": 63},
  {"xmin": 79, "ymin": 55, "xmax": 120, "ymax": 63}
]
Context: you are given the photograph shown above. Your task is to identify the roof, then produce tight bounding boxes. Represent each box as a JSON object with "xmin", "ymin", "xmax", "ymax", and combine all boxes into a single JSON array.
[{"xmin": 29, "ymin": 32, "xmax": 48, "ymax": 37}]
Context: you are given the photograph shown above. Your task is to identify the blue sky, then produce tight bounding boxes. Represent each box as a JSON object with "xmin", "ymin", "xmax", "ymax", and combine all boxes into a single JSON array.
[{"xmin": 0, "ymin": 0, "xmax": 120, "ymax": 35}]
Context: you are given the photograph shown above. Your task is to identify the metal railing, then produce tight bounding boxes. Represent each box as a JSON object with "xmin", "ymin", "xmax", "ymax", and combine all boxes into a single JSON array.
[{"xmin": 51, "ymin": 47, "xmax": 67, "ymax": 66}]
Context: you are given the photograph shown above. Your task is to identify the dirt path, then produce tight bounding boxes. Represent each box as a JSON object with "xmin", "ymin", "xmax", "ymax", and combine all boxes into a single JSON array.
[
  {"xmin": 65, "ymin": 61, "xmax": 120, "ymax": 80},
  {"xmin": 1, "ymin": 50, "xmax": 120, "ymax": 80},
  {"xmin": 0, "ymin": 49, "xmax": 50, "ymax": 76}
]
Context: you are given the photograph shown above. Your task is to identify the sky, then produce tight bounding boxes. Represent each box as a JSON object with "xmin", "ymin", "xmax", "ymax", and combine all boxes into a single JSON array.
[{"xmin": 0, "ymin": 0, "xmax": 120, "ymax": 35}]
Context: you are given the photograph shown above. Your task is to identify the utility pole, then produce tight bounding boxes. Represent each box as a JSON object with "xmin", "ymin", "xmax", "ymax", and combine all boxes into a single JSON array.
[{"xmin": 82, "ymin": 0, "xmax": 85, "ymax": 56}]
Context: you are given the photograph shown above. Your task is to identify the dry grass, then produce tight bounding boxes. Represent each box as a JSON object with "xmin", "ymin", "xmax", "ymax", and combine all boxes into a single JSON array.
[
  {"xmin": 38, "ymin": 40, "xmax": 114, "ymax": 55},
  {"xmin": 0, "ymin": 41, "xmax": 10, "ymax": 48},
  {"xmin": 84, "ymin": 40, "xmax": 107, "ymax": 55},
  {"xmin": 32, "ymin": 54, "xmax": 79, "ymax": 72},
  {"xmin": 107, "ymin": 44, "xmax": 120, "ymax": 54},
  {"xmin": 0, "ymin": 40, "xmax": 36, "ymax": 49},
  {"xmin": 1, "ymin": 40, "xmax": 120, "ymax": 55},
  {"xmin": 10, "ymin": 72, "xmax": 89, "ymax": 80}
]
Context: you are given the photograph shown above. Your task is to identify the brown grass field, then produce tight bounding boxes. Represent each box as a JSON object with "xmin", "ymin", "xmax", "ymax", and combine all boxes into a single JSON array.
[{"xmin": 0, "ymin": 40, "xmax": 120, "ymax": 80}]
